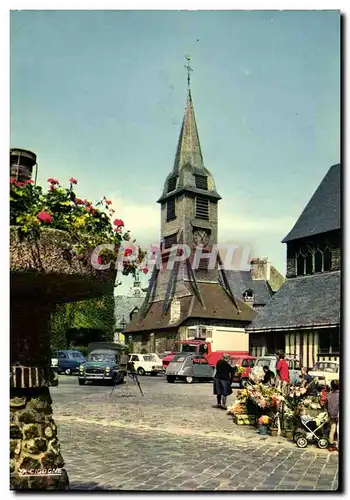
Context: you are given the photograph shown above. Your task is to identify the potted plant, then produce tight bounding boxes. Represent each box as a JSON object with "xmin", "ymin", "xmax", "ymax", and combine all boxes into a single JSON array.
[
  {"xmin": 258, "ymin": 415, "xmax": 270, "ymax": 435},
  {"xmin": 269, "ymin": 412, "xmax": 279, "ymax": 437}
]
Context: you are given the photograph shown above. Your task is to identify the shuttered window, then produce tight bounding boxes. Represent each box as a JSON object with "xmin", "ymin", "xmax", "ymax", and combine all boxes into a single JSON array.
[
  {"xmin": 195, "ymin": 196, "xmax": 209, "ymax": 220},
  {"xmin": 195, "ymin": 175, "xmax": 208, "ymax": 190},
  {"xmin": 166, "ymin": 198, "xmax": 176, "ymax": 221}
]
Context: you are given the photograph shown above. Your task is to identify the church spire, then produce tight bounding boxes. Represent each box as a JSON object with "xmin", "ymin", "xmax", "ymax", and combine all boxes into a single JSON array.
[{"xmin": 172, "ymin": 58, "xmax": 204, "ymax": 173}]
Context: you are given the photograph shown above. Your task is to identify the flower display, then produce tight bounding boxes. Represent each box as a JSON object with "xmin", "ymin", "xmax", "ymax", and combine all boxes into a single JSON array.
[
  {"xmin": 258, "ymin": 415, "xmax": 270, "ymax": 425},
  {"xmin": 10, "ymin": 176, "xmax": 145, "ymax": 277}
]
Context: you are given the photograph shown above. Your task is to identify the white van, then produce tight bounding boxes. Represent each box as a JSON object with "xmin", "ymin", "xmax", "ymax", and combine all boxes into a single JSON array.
[
  {"xmin": 129, "ymin": 353, "xmax": 164, "ymax": 376},
  {"xmin": 250, "ymin": 355, "xmax": 301, "ymax": 385}
]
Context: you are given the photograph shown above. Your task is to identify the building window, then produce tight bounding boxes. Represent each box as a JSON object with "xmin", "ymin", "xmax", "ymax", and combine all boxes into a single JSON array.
[
  {"xmin": 166, "ymin": 198, "xmax": 176, "ymax": 221},
  {"xmin": 167, "ymin": 176, "xmax": 177, "ymax": 193},
  {"xmin": 195, "ymin": 175, "xmax": 208, "ymax": 190},
  {"xmin": 195, "ymin": 196, "xmax": 209, "ymax": 220},
  {"xmin": 296, "ymin": 254, "xmax": 305, "ymax": 276},
  {"xmin": 314, "ymin": 249, "xmax": 323, "ymax": 273},
  {"xmin": 318, "ymin": 330, "xmax": 339, "ymax": 354},
  {"xmin": 305, "ymin": 251, "xmax": 313, "ymax": 275},
  {"xmin": 323, "ymin": 248, "xmax": 332, "ymax": 272},
  {"xmin": 198, "ymin": 257, "xmax": 209, "ymax": 270},
  {"xmin": 164, "ymin": 233, "xmax": 178, "ymax": 249}
]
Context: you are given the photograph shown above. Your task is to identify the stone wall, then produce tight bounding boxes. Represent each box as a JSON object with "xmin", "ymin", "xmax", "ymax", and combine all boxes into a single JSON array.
[{"xmin": 10, "ymin": 388, "xmax": 68, "ymax": 490}]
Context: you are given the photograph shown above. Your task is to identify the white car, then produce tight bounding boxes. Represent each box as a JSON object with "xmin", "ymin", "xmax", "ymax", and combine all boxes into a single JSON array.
[
  {"xmin": 129, "ymin": 354, "xmax": 164, "ymax": 376},
  {"xmin": 309, "ymin": 360, "xmax": 339, "ymax": 387}
]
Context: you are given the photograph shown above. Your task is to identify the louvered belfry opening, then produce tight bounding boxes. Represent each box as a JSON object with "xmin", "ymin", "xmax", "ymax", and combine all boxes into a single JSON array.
[
  {"xmin": 195, "ymin": 196, "xmax": 209, "ymax": 220},
  {"xmin": 164, "ymin": 233, "xmax": 178, "ymax": 249},
  {"xmin": 166, "ymin": 197, "xmax": 176, "ymax": 221},
  {"xmin": 195, "ymin": 175, "xmax": 208, "ymax": 190}
]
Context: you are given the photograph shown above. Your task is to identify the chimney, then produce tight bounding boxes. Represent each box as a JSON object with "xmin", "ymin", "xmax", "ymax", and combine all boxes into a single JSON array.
[
  {"xmin": 10, "ymin": 148, "xmax": 37, "ymax": 183},
  {"xmin": 250, "ymin": 257, "xmax": 271, "ymax": 281}
]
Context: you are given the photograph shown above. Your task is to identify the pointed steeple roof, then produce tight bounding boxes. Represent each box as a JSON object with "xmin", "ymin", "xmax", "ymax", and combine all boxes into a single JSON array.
[
  {"xmin": 173, "ymin": 90, "xmax": 204, "ymax": 173},
  {"xmin": 158, "ymin": 89, "xmax": 221, "ymax": 203}
]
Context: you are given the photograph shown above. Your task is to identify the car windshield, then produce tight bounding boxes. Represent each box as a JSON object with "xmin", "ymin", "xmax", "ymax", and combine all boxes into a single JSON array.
[
  {"xmin": 313, "ymin": 362, "xmax": 338, "ymax": 373},
  {"xmin": 69, "ymin": 352, "xmax": 84, "ymax": 359},
  {"xmin": 88, "ymin": 353, "xmax": 115, "ymax": 363},
  {"xmin": 181, "ymin": 344, "xmax": 198, "ymax": 353},
  {"xmin": 255, "ymin": 359, "xmax": 273, "ymax": 368}
]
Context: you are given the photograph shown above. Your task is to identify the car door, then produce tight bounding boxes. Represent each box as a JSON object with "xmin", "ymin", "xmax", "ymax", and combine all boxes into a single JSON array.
[
  {"xmin": 57, "ymin": 352, "xmax": 68, "ymax": 370},
  {"xmin": 192, "ymin": 356, "xmax": 213, "ymax": 379},
  {"xmin": 130, "ymin": 355, "xmax": 140, "ymax": 370}
]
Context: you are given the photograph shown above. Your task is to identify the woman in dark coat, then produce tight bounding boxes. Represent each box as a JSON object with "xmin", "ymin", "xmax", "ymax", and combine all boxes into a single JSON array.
[{"xmin": 213, "ymin": 353, "xmax": 237, "ymax": 410}]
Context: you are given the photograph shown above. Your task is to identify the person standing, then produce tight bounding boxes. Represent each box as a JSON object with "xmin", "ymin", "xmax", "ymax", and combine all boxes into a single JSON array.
[
  {"xmin": 327, "ymin": 379, "xmax": 339, "ymax": 451},
  {"xmin": 276, "ymin": 351, "xmax": 289, "ymax": 395},
  {"xmin": 212, "ymin": 354, "xmax": 237, "ymax": 410},
  {"xmin": 262, "ymin": 365, "xmax": 275, "ymax": 386}
]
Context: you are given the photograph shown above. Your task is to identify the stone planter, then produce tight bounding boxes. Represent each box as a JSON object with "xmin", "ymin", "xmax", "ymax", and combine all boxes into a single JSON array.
[{"xmin": 10, "ymin": 227, "xmax": 117, "ymax": 490}]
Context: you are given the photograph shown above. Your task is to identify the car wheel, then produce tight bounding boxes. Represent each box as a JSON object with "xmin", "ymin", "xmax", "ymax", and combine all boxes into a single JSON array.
[
  {"xmin": 240, "ymin": 378, "xmax": 248, "ymax": 388},
  {"xmin": 65, "ymin": 368, "xmax": 71, "ymax": 375},
  {"xmin": 317, "ymin": 438, "xmax": 329, "ymax": 449},
  {"xmin": 296, "ymin": 436, "xmax": 308, "ymax": 448},
  {"xmin": 78, "ymin": 379, "xmax": 85, "ymax": 385},
  {"xmin": 166, "ymin": 376, "xmax": 176, "ymax": 383},
  {"xmin": 185, "ymin": 376, "xmax": 194, "ymax": 384},
  {"xmin": 137, "ymin": 367, "xmax": 146, "ymax": 376}
]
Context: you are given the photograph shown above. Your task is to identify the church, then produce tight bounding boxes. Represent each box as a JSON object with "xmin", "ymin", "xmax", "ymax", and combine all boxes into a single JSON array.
[{"xmin": 122, "ymin": 71, "xmax": 283, "ymax": 354}]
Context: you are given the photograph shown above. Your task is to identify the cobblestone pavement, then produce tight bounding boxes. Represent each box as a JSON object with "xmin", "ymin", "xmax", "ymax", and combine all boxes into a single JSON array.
[{"xmin": 52, "ymin": 375, "xmax": 339, "ymax": 491}]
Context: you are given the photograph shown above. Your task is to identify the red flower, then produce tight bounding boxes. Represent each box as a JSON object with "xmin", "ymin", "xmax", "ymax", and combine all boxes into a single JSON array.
[
  {"xmin": 142, "ymin": 267, "xmax": 149, "ymax": 275},
  {"xmin": 26, "ymin": 179, "xmax": 34, "ymax": 185},
  {"xmin": 69, "ymin": 177, "xmax": 78, "ymax": 184},
  {"xmin": 47, "ymin": 178, "xmax": 59, "ymax": 185},
  {"xmin": 97, "ymin": 256, "xmax": 103, "ymax": 265},
  {"xmin": 16, "ymin": 181, "xmax": 26, "ymax": 188},
  {"xmin": 85, "ymin": 205, "xmax": 93, "ymax": 212},
  {"xmin": 124, "ymin": 248, "xmax": 133, "ymax": 257},
  {"xmin": 113, "ymin": 218, "xmax": 124, "ymax": 227},
  {"xmin": 75, "ymin": 198, "xmax": 84, "ymax": 205},
  {"xmin": 10, "ymin": 178, "xmax": 16, "ymax": 184},
  {"xmin": 37, "ymin": 211, "xmax": 53, "ymax": 223},
  {"xmin": 49, "ymin": 185, "xmax": 56, "ymax": 192}
]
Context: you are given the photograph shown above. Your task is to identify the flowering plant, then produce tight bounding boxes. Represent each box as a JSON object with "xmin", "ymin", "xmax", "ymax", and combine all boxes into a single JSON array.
[
  {"xmin": 10, "ymin": 177, "xmax": 146, "ymax": 277},
  {"xmin": 258, "ymin": 415, "xmax": 270, "ymax": 425},
  {"xmin": 237, "ymin": 366, "xmax": 246, "ymax": 374}
]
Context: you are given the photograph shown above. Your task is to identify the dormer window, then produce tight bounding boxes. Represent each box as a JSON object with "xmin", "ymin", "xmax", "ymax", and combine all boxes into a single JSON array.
[
  {"xmin": 130, "ymin": 307, "xmax": 139, "ymax": 321},
  {"xmin": 167, "ymin": 176, "xmax": 177, "ymax": 193},
  {"xmin": 195, "ymin": 175, "xmax": 208, "ymax": 190},
  {"xmin": 243, "ymin": 289, "xmax": 254, "ymax": 301}
]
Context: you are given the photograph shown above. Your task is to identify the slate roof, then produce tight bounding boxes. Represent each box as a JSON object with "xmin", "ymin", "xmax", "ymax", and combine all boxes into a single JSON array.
[
  {"xmin": 114, "ymin": 295, "xmax": 145, "ymax": 328},
  {"xmin": 123, "ymin": 282, "xmax": 256, "ymax": 334},
  {"xmin": 282, "ymin": 163, "xmax": 340, "ymax": 243},
  {"xmin": 246, "ymin": 271, "xmax": 340, "ymax": 332},
  {"xmin": 224, "ymin": 270, "xmax": 273, "ymax": 306}
]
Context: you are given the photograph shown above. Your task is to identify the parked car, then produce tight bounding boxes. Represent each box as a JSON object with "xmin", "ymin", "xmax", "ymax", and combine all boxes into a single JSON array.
[
  {"xmin": 78, "ymin": 349, "xmax": 126, "ymax": 386},
  {"xmin": 230, "ymin": 355, "xmax": 256, "ymax": 388},
  {"xmin": 250, "ymin": 355, "xmax": 301, "ymax": 385},
  {"xmin": 129, "ymin": 353, "xmax": 164, "ymax": 376},
  {"xmin": 53, "ymin": 350, "xmax": 86, "ymax": 375},
  {"xmin": 309, "ymin": 360, "xmax": 339, "ymax": 387},
  {"xmin": 166, "ymin": 353, "xmax": 215, "ymax": 384}
]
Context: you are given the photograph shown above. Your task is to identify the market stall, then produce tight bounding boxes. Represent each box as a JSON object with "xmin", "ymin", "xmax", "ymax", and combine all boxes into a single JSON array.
[{"xmin": 227, "ymin": 382, "xmax": 327, "ymax": 446}]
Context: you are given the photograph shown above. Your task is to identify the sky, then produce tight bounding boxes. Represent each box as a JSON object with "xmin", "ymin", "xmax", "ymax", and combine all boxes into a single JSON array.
[{"xmin": 10, "ymin": 10, "xmax": 340, "ymax": 294}]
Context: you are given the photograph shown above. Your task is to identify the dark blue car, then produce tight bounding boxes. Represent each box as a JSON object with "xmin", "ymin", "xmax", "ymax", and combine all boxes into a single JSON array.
[{"xmin": 54, "ymin": 350, "xmax": 86, "ymax": 375}]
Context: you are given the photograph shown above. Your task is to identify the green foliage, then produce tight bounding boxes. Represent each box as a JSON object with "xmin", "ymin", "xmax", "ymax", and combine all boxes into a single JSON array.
[
  {"xmin": 10, "ymin": 177, "xmax": 146, "ymax": 274},
  {"xmin": 49, "ymin": 294, "xmax": 115, "ymax": 349}
]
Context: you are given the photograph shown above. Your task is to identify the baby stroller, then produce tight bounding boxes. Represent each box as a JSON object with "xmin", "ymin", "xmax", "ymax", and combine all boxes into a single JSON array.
[{"xmin": 293, "ymin": 412, "xmax": 329, "ymax": 449}]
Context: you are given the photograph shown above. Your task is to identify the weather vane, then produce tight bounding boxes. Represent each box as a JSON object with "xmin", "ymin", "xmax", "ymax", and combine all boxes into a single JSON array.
[{"xmin": 184, "ymin": 55, "xmax": 193, "ymax": 89}]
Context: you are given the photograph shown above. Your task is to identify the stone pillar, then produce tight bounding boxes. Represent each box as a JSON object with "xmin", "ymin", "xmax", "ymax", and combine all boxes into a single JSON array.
[{"xmin": 10, "ymin": 296, "xmax": 69, "ymax": 490}]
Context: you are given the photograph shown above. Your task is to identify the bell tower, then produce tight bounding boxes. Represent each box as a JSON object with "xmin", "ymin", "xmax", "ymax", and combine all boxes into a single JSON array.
[{"xmin": 157, "ymin": 64, "xmax": 221, "ymax": 254}]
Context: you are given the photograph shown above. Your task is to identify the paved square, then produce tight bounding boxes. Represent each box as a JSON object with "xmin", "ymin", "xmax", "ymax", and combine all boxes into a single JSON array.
[{"xmin": 52, "ymin": 376, "xmax": 339, "ymax": 491}]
